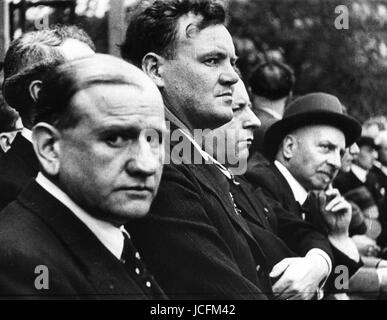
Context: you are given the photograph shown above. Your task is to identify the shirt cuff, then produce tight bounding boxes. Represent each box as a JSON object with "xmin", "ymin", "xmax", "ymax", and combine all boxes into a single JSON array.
[
  {"xmin": 306, "ymin": 248, "xmax": 332, "ymax": 277},
  {"xmin": 306, "ymin": 248, "xmax": 333, "ymax": 299}
]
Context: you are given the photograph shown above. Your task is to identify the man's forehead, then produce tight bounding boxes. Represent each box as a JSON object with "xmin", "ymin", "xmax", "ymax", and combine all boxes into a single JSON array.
[
  {"xmin": 72, "ymin": 83, "xmax": 164, "ymax": 116},
  {"xmin": 295, "ymin": 124, "xmax": 346, "ymax": 144},
  {"xmin": 175, "ymin": 13, "xmax": 234, "ymax": 51}
]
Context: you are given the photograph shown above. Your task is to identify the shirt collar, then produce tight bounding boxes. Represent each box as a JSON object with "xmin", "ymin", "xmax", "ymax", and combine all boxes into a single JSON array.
[
  {"xmin": 35, "ymin": 172, "xmax": 126, "ymax": 260},
  {"xmin": 351, "ymin": 164, "xmax": 368, "ymax": 183},
  {"xmin": 21, "ymin": 128, "xmax": 33, "ymax": 143},
  {"xmin": 259, "ymin": 106, "xmax": 282, "ymax": 120},
  {"xmin": 275, "ymin": 160, "xmax": 308, "ymax": 205}
]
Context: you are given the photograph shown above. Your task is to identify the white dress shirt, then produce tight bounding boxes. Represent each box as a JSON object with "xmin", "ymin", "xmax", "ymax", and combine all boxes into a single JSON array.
[
  {"xmin": 36, "ymin": 172, "xmax": 127, "ymax": 260},
  {"xmin": 275, "ymin": 160, "xmax": 308, "ymax": 206},
  {"xmin": 259, "ymin": 106, "xmax": 282, "ymax": 120}
]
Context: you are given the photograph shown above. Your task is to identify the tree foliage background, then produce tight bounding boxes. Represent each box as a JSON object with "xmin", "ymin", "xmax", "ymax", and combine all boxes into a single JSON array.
[
  {"xmin": 4, "ymin": 0, "xmax": 387, "ymax": 122},
  {"xmin": 227, "ymin": 0, "xmax": 387, "ymax": 122}
]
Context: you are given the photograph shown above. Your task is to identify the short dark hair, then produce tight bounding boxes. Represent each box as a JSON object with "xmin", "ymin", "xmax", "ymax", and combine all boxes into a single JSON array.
[
  {"xmin": 2, "ymin": 25, "xmax": 95, "ymax": 126},
  {"xmin": 0, "ymin": 96, "xmax": 20, "ymax": 133},
  {"xmin": 3, "ymin": 25, "xmax": 95, "ymax": 80},
  {"xmin": 35, "ymin": 54, "xmax": 147, "ymax": 130},
  {"xmin": 249, "ymin": 61, "xmax": 295, "ymax": 100},
  {"xmin": 121, "ymin": 0, "xmax": 226, "ymax": 67}
]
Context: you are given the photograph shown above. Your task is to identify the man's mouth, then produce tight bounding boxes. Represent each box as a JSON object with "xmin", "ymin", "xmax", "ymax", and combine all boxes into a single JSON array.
[
  {"xmin": 117, "ymin": 186, "xmax": 154, "ymax": 193},
  {"xmin": 217, "ymin": 92, "xmax": 233, "ymax": 97}
]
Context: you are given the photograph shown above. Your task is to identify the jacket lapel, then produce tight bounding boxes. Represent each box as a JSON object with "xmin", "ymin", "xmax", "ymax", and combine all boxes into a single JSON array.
[
  {"xmin": 234, "ymin": 178, "xmax": 272, "ymax": 230},
  {"xmin": 270, "ymin": 163, "xmax": 303, "ymax": 215},
  {"xmin": 17, "ymin": 181, "xmax": 153, "ymax": 297},
  {"xmin": 165, "ymin": 117, "xmax": 269, "ymax": 263}
]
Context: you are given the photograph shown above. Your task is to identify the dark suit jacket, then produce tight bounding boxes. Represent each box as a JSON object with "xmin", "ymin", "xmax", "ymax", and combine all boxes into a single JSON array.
[
  {"xmin": 0, "ymin": 134, "xmax": 39, "ymax": 211},
  {"xmin": 334, "ymin": 170, "xmax": 363, "ymax": 195},
  {"xmin": 231, "ymin": 176, "xmax": 297, "ymax": 269},
  {"xmin": 245, "ymin": 162, "xmax": 362, "ymax": 280},
  {"xmin": 126, "ymin": 128, "xmax": 273, "ymax": 299},
  {"xmin": 0, "ymin": 181, "xmax": 166, "ymax": 300},
  {"xmin": 250, "ymin": 108, "xmax": 278, "ymax": 155},
  {"xmin": 246, "ymin": 162, "xmax": 333, "ymax": 257},
  {"xmin": 248, "ymin": 108, "xmax": 278, "ymax": 168}
]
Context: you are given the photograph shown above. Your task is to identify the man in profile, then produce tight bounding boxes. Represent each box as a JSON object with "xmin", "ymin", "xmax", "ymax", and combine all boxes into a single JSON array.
[
  {"xmin": 0, "ymin": 54, "xmax": 167, "ymax": 299},
  {"xmin": 0, "ymin": 25, "xmax": 95, "ymax": 210},
  {"xmin": 121, "ymin": 0, "xmax": 336, "ymax": 299},
  {"xmin": 248, "ymin": 60, "xmax": 295, "ymax": 165}
]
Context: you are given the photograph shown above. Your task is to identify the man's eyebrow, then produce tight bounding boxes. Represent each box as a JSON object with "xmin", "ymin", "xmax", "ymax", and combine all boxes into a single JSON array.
[{"xmin": 96, "ymin": 123, "xmax": 167, "ymax": 134}]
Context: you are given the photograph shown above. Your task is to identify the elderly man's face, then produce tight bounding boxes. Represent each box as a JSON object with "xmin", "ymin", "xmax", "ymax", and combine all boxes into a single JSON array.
[
  {"xmin": 160, "ymin": 14, "xmax": 239, "ymax": 131},
  {"xmin": 286, "ymin": 125, "xmax": 346, "ymax": 190},
  {"xmin": 58, "ymin": 83, "xmax": 166, "ymax": 225},
  {"xmin": 203, "ymin": 81, "xmax": 260, "ymax": 168}
]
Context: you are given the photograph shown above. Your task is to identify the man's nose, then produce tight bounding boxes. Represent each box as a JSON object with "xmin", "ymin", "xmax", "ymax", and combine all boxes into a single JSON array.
[
  {"xmin": 242, "ymin": 107, "xmax": 261, "ymax": 129},
  {"xmin": 219, "ymin": 64, "xmax": 239, "ymax": 86},
  {"xmin": 126, "ymin": 141, "xmax": 161, "ymax": 176},
  {"xmin": 327, "ymin": 151, "xmax": 342, "ymax": 169}
]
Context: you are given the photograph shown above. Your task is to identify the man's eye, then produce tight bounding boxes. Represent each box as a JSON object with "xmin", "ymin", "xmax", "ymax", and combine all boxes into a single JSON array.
[
  {"xmin": 232, "ymin": 105, "xmax": 243, "ymax": 113},
  {"xmin": 105, "ymin": 134, "xmax": 128, "ymax": 147},
  {"xmin": 320, "ymin": 144, "xmax": 331, "ymax": 152},
  {"xmin": 144, "ymin": 130, "xmax": 163, "ymax": 147},
  {"xmin": 205, "ymin": 58, "xmax": 218, "ymax": 66}
]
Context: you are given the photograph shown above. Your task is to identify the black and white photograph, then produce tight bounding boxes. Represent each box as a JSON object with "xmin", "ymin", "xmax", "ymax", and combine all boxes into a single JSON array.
[{"xmin": 0, "ymin": 0, "xmax": 387, "ymax": 307}]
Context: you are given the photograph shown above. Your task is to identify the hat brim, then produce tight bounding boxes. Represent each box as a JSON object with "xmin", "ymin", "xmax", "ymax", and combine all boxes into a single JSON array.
[{"xmin": 263, "ymin": 111, "xmax": 362, "ymax": 160}]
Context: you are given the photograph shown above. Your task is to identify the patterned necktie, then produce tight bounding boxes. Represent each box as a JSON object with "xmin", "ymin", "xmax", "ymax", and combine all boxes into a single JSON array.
[{"xmin": 121, "ymin": 232, "xmax": 165, "ymax": 298}]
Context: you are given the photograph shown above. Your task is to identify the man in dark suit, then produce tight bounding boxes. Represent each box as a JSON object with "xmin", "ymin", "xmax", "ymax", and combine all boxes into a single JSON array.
[
  {"xmin": 203, "ymin": 80, "xmax": 341, "ymax": 299},
  {"xmin": 121, "ymin": 0, "xmax": 276, "ymax": 299},
  {"xmin": 334, "ymin": 136, "xmax": 382, "ymax": 245},
  {"xmin": 0, "ymin": 54, "xmax": 167, "ymax": 299},
  {"xmin": 245, "ymin": 93, "xmax": 387, "ymax": 297},
  {"xmin": 120, "ymin": 0, "xmax": 341, "ymax": 299},
  {"xmin": 247, "ymin": 60, "xmax": 295, "ymax": 167},
  {"xmin": 0, "ymin": 25, "xmax": 95, "ymax": 211}
]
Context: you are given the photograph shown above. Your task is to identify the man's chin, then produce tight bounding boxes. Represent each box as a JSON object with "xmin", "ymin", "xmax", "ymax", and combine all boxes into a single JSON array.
[{"xmin": 106, "ymin": 201, "xmax": 152, "ymax": 223}]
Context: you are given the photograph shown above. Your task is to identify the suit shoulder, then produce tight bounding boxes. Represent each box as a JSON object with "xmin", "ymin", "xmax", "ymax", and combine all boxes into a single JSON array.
[
  {"xmin": 0, "ymin": 202, "xmax": 65, "ymax": 258},
  {"xmin": 245, "ymin": 162, "xmax": 277, "ymax": 188}
]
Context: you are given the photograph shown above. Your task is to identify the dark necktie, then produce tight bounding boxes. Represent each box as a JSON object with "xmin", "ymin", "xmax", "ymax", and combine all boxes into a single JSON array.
[{"xmin": 121, "ymin": 232, "xmax": 165, "ymax": 298}]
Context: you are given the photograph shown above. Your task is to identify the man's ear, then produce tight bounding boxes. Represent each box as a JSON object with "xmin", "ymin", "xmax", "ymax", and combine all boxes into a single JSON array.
[
  {"xmin": 142, "ymin": 53, "xmax": 166, "ymax": 88},
  {"xmin": 0, "ymin": 132, "xmax": 13, "ymax": 153},
  {"xmin": 282, "ymin": 134, "xmax": 298, "ymax": 160},
  {"xmin": 29, "ymin": 80, "xmax": 43, "ymax": 102},
  {"xmin": 32, "ymin": 123, "xmax": 61, "ymax": 176}
]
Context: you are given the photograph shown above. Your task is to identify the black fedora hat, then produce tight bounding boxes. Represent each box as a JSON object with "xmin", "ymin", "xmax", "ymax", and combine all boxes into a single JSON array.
[{"xmin": 263, "ymin": 92, "xmax": 362, "ymax": 160}]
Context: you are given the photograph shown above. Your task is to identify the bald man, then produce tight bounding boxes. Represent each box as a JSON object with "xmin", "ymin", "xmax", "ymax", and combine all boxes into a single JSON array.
[{"xmin": 0, "ymin": 54, "xmax": 167, "ymax": 300}]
